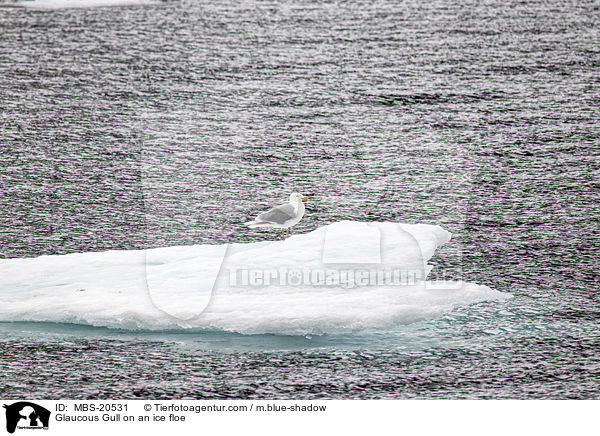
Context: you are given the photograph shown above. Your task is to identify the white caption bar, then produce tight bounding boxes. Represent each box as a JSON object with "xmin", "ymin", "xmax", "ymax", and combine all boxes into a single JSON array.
[{"xmin": 0, "ymin": 400, "xmax": 596, "ymax": 436}]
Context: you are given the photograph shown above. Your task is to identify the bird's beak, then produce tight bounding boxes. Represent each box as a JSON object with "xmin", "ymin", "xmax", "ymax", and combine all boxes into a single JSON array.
[{"xmin": 302, "ymin": 196, "xmax": 308, "ymax": 201}]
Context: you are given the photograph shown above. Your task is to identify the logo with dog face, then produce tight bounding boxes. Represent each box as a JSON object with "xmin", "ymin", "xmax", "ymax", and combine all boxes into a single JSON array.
[{"xmin": 3, "ymin": 402, "xmax": 50, "ymax": 434}]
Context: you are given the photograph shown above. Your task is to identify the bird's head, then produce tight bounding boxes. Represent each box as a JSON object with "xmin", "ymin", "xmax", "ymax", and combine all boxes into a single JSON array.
[{"xmin": 289, "ymin": 192, "xmax": 308, "ymax": 202}]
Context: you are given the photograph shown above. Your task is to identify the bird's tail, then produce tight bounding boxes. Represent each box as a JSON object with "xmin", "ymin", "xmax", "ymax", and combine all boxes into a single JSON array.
[{"xmin": 245, "ymin": 221, "xmax": 271, "ymax": 228}]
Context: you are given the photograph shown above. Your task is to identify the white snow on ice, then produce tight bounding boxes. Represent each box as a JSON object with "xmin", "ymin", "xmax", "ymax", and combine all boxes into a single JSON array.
[{"xmin": 0, "ymin": 221, "xmax": 510, "ymax": 335}]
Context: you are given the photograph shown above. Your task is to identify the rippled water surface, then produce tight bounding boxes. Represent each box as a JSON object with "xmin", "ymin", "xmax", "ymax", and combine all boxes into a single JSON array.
[{"xmin": 1, "ymin": 0, "xmax": 599, "ymax": 399}]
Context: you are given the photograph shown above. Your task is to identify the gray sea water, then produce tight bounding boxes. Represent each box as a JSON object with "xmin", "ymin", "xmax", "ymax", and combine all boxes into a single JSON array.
[{"xmin": 1, "ymin": 0, "xmax": 599, "ymax": 399}]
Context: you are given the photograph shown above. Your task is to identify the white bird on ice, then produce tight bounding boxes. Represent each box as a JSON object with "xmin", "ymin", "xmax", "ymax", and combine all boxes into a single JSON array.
[{"xmin": 245, "ymin": 192, "xmax": 308, "ymax": 239}]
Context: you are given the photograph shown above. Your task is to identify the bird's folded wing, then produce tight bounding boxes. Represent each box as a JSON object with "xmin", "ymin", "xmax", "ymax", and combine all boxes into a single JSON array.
[{"xmin": 257, "ymin": 203, "xmax": 296, "ymax": 224}]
